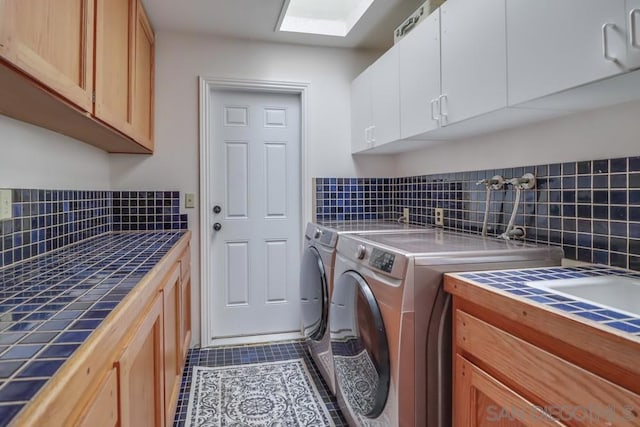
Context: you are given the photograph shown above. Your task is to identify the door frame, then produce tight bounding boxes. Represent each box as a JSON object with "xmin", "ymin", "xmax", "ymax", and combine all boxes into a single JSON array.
[{"xmin": 198, "ymin": 77, "xmax": 310, "ymax": 347}]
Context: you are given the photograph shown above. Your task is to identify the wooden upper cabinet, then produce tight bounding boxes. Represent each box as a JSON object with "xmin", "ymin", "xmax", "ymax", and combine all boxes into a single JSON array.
[
  {"xmin": 0, "ymin": 0, "xmax": 94, "ymax": 112},
  {"xmin": 94, "ymin": 0, "xmax": 154, "ymax": 149},
  {"xmin": 94, "ymin": 0, "xmax": 136, "ymax": 137},
  {"xmin": 132, "ymin": 0, "xmax": 155, "ymax": 150}
]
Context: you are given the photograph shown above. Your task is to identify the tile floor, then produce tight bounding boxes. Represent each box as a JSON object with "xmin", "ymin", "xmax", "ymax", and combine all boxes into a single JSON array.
[{"xmin": 173, "ymin": 340, "xmax": 347, "ymax": 426}]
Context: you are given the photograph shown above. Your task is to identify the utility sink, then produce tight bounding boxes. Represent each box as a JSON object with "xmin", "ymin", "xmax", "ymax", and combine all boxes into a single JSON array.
[{"xmin": 526, "ymin": 276, "xmax": 640, "ymax": 318}]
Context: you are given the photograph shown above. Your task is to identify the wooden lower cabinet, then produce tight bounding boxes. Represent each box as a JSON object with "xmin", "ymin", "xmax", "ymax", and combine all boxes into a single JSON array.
[
  {"xmin": 452, "ymin": 307, "xmax": 640, "ymax": 427},
  {"xmin": 118, "ymin": 295, "xmax": 165, "ymax": 427},
  {"xmin": 163, "ymin": 266, "xmax": 182, "ymax": 426},
  {"xmin": 180, "ymin": 274, "xmax": 192, "ymax": 360},
  {"xmin": 454, "ymin": 355, "xmax": 563, "ymax": 427},
  {"xmin": 76, "ymin": 367, "xmax": 119, "ymax": 427}
]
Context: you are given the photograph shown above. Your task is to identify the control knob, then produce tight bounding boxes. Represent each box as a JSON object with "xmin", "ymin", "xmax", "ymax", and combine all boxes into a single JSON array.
[
  {"xmin": 356, "ymin": 245, "xmax": 367, "ymax": 260},
  {"xmin": 314, "ymin": 228, "xmax": 322, "ymax": 239}
]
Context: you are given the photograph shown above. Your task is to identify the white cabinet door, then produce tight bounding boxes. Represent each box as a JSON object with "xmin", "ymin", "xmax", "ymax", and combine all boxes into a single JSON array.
[
  {"xmin": 370, "ymin": 45, "xmax": 400, "ymax": 147},
  {"xmin": 440, "ymin": 0, "xmax": 507, "ymax": 125},
  {"xmin": 508, "ymin": 0, "xmax": 628, "ymax": 106},
  {"xmin": 399, "ymin": 9, "xmax": 441, "ymax": 139},
  {"xmin": 628, "ymin": 0, "xmax": 640, "ymax": 68},
  {"xmin": 350, "ymin": 69, "xmax": 372, "ymax": 153}
]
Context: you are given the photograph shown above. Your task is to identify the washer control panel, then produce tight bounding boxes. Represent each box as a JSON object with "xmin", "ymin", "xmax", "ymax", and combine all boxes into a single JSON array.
[{"xmin": 369, "ymin": 248, "xmax": 395, "ymax": 273}]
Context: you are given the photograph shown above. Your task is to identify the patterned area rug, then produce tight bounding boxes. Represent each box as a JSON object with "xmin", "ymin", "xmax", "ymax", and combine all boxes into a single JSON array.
[{"xmin": 185, "ymin": 359, "xmax": 335, "ymax": 427}]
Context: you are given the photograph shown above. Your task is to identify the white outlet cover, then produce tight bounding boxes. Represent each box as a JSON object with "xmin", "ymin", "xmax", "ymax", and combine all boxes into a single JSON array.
[{"xmin": 0, "ymin": 189, "xmax": 12, "ymax": 220}]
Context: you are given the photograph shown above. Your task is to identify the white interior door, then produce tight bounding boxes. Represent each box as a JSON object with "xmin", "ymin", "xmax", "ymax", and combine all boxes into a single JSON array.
[{"xmin": 210, "ymin": 90, "xmax": 301, "ymax": 340}]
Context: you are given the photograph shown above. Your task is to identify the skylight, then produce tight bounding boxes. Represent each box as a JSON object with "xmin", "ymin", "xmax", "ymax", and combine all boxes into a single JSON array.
[{"xmin": 277, "ymin": 0, "xmax": 375, "ymax": 37}]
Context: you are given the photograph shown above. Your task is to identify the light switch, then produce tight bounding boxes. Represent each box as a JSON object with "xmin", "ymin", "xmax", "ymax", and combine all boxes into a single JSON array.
[
  {"xmin": 185, "ymin": 193, "xmax": 195, "ymax": 209},
  {"xmin": 0, "ymin": 189, "xmax": 12, "ymax": 220}
]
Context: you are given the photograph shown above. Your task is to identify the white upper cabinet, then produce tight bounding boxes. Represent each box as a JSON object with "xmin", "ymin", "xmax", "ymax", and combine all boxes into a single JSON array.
[
  {"xmin": 350, "ymin": 70, "xmax": 372, "ymax": 154},
  {"xmin": 507, "ymin": 0, "xmax": 629, "ymax": 106},
  {"xmin": 440, "ymin": 0, "xmax": 507, "ymax": 125},
  {"xmin": 399, "ymin": 9, "xmax": 441, "ymax": 139},
  {"xmin": 351, "ymin": 46, "xmax": 400, "ymax": 153},
  {"xmin": 628, "ymin": 0, "xmax": 640, "ymax": 68},
  {"xmin": 370, "ymin": 46, "xmax": 401, "ymax": 148}
]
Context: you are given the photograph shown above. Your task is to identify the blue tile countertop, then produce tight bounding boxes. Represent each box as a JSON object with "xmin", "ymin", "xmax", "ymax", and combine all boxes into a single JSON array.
[
  {"xmin": 0, "ymin": 231, "xmax": 185, "ymax": 425},
  {"xmin": 450, "ymin": 265, "xmax": 640, "ymax": 340}
]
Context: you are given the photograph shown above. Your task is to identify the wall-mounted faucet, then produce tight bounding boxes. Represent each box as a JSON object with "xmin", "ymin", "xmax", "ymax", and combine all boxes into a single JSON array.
[
  {"xmin": 476, "ymin": 175, "xmax": 504, "ymax": 237},
  {"xmin": 500, "ymin": 173, "xmax": 536, "ymax": 240}
]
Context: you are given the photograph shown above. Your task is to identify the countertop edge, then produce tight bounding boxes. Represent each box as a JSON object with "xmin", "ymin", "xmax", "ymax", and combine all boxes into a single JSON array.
[
  {"xmin": 10, "ymin": 230, "xmax": 192, "ymax": 426},
  {"xmin": 444, "ymin": 273, "xmax": 640, "ymax": 393}
]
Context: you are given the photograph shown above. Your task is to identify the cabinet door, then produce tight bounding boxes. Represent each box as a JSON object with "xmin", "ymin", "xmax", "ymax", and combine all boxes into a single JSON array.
[
  {"xmin": 399, "ymin": 10, "xmax": 442, "ymax": 139},
  {"xmin": 454, "ymin": 355, "xmax": 566, "ymax": 427},
  {"xmin": 180, "ymin": 275, "xmax": 192, "ymax": 360},
  {"xmin": 0, "ymin": 0, "xmax": 94, "ymax": 111},
  {"xmin": 350, "ymin": 70, "xmax": 372, "ymax": 153},
  {"xmin": 118, "ymin": 296, "xmax": 164, "ymax": 427},
  {"xmin": 440, "ymin": 0, "xmax": 507, "ymax": 125},
  {"xmin": 163, "ymin": 266, "xmax": 182, "ymax": 426},
  {"xmin": 94, "ymin": 0, "xmax": 135, "ymax": 137},
  {"xmin": 629, "ymin": 0, "xmax": 640, "ymax": 68},
  {"xmin": 132, "ymin": 0, "xmax": 155, "ymax": 150},
  {"xmin": 370, "ymin": 45, "xmax": 400, "ymax": 146},
  {"xmin": 507, "ymin": 0, "xmax": 628, "ymax": 106},
  {"xmin": 76, "ymin": 367, "xmax": 119, "ymax": 427}
]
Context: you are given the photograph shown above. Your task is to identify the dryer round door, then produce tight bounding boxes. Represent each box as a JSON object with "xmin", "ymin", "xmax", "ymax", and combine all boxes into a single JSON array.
[
  {"xmin": 300, "ymin": 246, "xmax": 328, "ymax": 341},
  {"xmin": 330, "ymin": 270, "xmax": 390, "ymax": 419}
]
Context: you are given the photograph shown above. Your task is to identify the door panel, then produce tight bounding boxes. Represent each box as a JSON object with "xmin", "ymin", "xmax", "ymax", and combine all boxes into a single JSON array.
[
  {"xmin": 441, "ymin": 0, "xmax": 507, "ymax": 124},
  {"xmin": 132, "ymin": 0, "xmax": 154, "ymax": 149},
  {"xmin": 350, "ymin": 71, "xmax": 372, "ymax": 153},
  {"xmin": 399, "ymin": 9, "xmax": 442, "ymax": 138},
  {"xmin": 210, "ymin": 90, "xmax": 301, "ymax": 339},
  {"xmin": 370, "ymin": 46, "xmax": 401, "ymax": 146},
  {"xmin": 0, "ymin": 0, "xmax": 94, "ymax": 111},
  {"xmin": 94, "ymin": 0, "xmax": 135, "ymax": 136},
  {"xmin": 628, "ymin": 0, "xmax": 640, "ymax": 68},
  {"xmin": 507, "ymin": 0, "xmax": 628, "ymax": 106},
  {"xmin": 225, "ymin": 142, "xmax": 249, "ymax": 218}
]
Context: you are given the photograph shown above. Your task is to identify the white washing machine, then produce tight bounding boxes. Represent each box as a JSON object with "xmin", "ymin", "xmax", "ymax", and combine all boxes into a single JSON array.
[
  {"xmin": 299, "ymin": 221, "xmax": 433, "ymax": 394},
  {"xmin": 330, "ymin": 230, "xmax": 563, "ymax": 426}
]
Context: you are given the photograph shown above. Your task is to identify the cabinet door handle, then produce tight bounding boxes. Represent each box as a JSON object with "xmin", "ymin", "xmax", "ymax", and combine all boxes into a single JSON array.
[
  {"xmin": 601, "ymin": 23, "xmax": 618, "ymax": 62},
  {"xmin": 631, "ymin": 9, "xmax": 640, "ymax": 48},
  {"xmin": 364, "ymin": 126, "xmax": 370, "ymax": 144},
  {"xmin": 370, "ymin": 125, "xmax": 376, "ymax": 145},
  {"xmin": 430, "ymin": 98, "xmax": 440, "ymax": 123},
  {"xmin": 438, "ymin": 94, "xmax": 449, "ymax": 126}
]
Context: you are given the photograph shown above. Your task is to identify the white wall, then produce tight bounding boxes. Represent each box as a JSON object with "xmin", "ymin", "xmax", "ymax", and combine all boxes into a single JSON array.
[
  {"xmin": 394, "ymin": 100, "xmax": 640, "ymax": 176},
  {"xmin": 0, "ymin": 115, "xmax": 111, "ymax": 189},
  {"xmin": 109, "ymin": 31, "xmax": 390, "ymax": 346}
]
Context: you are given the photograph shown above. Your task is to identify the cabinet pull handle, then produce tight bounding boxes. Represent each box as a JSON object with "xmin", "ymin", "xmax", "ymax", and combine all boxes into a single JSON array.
[
  {"xmin": 631, "ymin": 9, "xmax": 640, "ymax": 48},
  {"xmin": 370, "ymin": 125, "xmax": 376, "ymax": 145},
  {"xmin": 364, "ymin": 126, "xmax": 369, "ymax": 144},
  {"xmin": 430, "ymin": 98, "xmax": 440, "ymax": 123},
  {"xmin": 601, "ymin": 23, "xmax": 618, "ymax": 62},
  {"xmin": 438, "ymin": 94, "xmax": 449, "ymax": 126}
]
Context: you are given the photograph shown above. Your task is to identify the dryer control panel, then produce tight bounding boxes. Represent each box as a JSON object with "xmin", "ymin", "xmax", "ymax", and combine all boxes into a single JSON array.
[{"xmin": 369, "ymin": 248, "xmax": 396, "ymax": 273}]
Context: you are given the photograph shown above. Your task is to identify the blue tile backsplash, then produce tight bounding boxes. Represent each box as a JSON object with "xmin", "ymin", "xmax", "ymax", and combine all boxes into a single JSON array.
[
  {"xmin": 0, "ymin": 189, "xmax": 188, "ymax": 269},
  {"xmin": 316, "ymin": 155, "xmax": 640, "ymax": 271}
]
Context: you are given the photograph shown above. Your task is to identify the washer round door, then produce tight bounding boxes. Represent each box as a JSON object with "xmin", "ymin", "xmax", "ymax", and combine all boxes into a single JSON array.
[
  {"xmin": 300, "ymin": 246, "xmax": 328, "ymax": 341},
  {"xmin": 330, "ymin": 270, "xmax": 390, "ymax": 419}
]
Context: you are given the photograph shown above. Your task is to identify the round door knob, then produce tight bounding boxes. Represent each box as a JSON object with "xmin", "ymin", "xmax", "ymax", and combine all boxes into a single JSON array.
[
  {"xmin": 356, "ymin": 245, "xmax": 367, "ymax": 260},
  {"xmin": 314, "ymin": 228, "xmax": 322, "ymax": 238},
  {"xmin": 213, "ymin": 205, "xmax": 222, "ymax": 214},
  {"xmin": 213, "ymin": 222, "xmax": 222, "ymax": 231}
]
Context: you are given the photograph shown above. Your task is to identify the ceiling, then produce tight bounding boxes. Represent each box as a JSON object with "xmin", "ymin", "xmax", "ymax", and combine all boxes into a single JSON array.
[{"xmin": 140, "ymin": 0, "xmax": 424, "ymax": 50}]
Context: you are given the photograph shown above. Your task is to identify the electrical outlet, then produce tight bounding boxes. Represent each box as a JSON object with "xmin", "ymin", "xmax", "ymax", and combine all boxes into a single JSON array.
[
  {"xmin": 402, "ymin": 207, "xmax": 410, "ymax": 223},
  {"xmin": 185, "ymin": 193, "xmax": 195, "ymax": 209},
  {"xmin": 0, "ymin": 189, "xmax": 11, "ymax": 220},
  {"xmin": 435, "ymin": 208, "xmax": 444, "ymax": 226}
]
